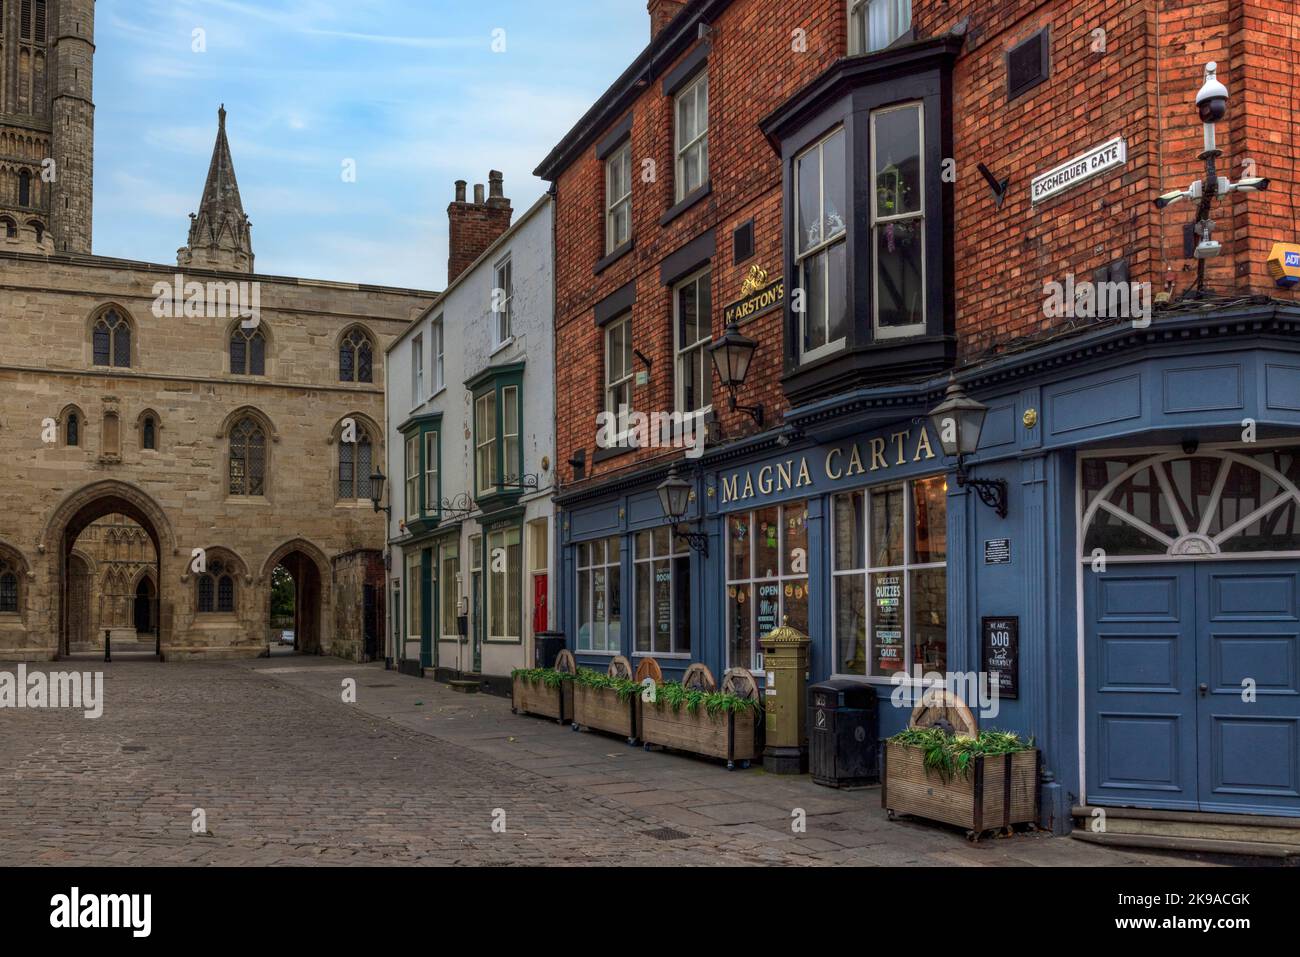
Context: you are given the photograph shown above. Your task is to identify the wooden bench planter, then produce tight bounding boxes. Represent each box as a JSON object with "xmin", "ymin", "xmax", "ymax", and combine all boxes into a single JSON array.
[
  {"xmin": 572, "ymin": 682, "xmax": 638, "ymax": 743},
  {"xmin": 881, "ymin": 741, "xmax": 1040, "ymax": 841},
  {"xmin": 640, "ymin": 702, "xmax": 762, "ymax": 770},
  {"xmin": 511, "ymin": 674, "xmax": 573, "ymax": 724}
]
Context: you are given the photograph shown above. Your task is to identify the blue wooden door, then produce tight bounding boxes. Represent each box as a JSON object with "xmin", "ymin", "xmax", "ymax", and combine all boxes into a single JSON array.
[
  {"xmin": 1195, "ymin": 562, "xmax": 1300, "ymax": 815},
  {"xmin": 1086, "ymin": 567, "xmax": 1200, "ymax": 811},
  {"xmin": 1087, "ymin": 561, "xmax": 1300, "ymax": 815}
]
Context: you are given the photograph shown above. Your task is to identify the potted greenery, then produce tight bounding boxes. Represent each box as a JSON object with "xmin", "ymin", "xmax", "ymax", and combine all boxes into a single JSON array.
[
  {"xmin": 571, "ymin": 667, "xmax": 641, "ymax": 743},
  {"xmin": 510, "ymin": 666, "xmax": 573, "ymax": 724},
  {"xmin": 640, "ymin": 668, "xmax": 763, "ymax": 770},
  {"xmin": 882, "ymin": 725, "xmax": 1040, "ymax": 841}
]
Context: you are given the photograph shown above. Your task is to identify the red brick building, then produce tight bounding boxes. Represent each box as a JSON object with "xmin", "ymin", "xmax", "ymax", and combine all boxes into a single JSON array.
[{"xmin": 539, "ymin": 0, "xmax": 1300, "ymax": 834}]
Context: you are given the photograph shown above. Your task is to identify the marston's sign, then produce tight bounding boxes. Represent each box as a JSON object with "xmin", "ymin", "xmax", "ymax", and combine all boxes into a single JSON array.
[
  {"xmin": 1031, "ymin": 137, "xmax": 1127, "ymax": 204},
  {"xmin": 723, "ymin": 263, "xmax": 785, "ymax": 325}
]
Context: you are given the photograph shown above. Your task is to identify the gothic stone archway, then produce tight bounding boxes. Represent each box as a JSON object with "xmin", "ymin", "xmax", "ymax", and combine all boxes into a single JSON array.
[
  {"xmin": 41, "ymin": 481, "xmax": 174, "ymax": 658},
  {"xmin": 262, "ymin": 539, "xmax": 330, "ymax": 655}
]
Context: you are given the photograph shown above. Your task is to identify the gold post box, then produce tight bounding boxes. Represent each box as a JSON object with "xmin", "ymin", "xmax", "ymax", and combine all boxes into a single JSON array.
[{"xmin": 759, "ymin": 619, "xmax": 810, "ymax": 774}]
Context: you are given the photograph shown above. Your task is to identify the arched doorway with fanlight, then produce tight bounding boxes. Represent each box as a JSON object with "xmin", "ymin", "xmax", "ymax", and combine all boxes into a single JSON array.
[{"xmin": 1079, "ymin": 442, "xmax": 1300, "ymax": 817}]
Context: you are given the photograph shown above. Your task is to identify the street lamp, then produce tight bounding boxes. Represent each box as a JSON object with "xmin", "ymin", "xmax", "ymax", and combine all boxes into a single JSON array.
[
  {"xmin": 927, "ymin": 376, "xmax": 1007, "ymax": 519},
  {"xmin": 1152, "ymin": 62, "xmax": 1269, "ymax": 293},
  {"xmin": 368, "ymin": 468, "xmax": 389, "ymax": 515},
  {"xmin": 709, "ymin": 321, "xmax": 764, "ymax": 426},
  {"xmin": 656, "ymin": 464, "xmax": 709, "ymax": 556}
]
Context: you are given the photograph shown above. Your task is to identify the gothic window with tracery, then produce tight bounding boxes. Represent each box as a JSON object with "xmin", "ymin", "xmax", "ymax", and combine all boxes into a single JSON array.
[
  {"xmin": 338, "ymin": 428, "xmax": 374, "ymax": 500},
  {"xmin": 339, "ymin": 329, "xmax": 374, "ymax": 383},
  {"xmin": 197, "ymin": 560, "xmax": 236, "ymax": 613},
  {"xmin": 228, "ymin": 417, "xmax": 267, "ymax": 496},
  {"xmin": 92, "ymin": 310, "xmax": 131, "ymax": 368},
  {"xmin": 0, "ymin": 559, "xmax": 19, "ymax": 614},
  {"xmin": 230, "ymin": 326, "xmax": 266, "ymax": 376}
]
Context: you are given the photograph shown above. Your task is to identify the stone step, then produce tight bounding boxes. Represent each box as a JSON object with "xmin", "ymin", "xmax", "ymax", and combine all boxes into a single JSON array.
[
  {"xmin": 1071, "ymin": 830, "xmax": 1300, "ymax": 862},
  {"xmin": 1072, "ymin": 804, "xmax": 1300, "ymax": 849}
]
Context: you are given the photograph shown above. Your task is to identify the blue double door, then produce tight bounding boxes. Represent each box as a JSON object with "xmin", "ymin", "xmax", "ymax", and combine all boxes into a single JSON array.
[{"xmin": 1086, "ymin": 561, "xmax": 1300, "ymax": 816}]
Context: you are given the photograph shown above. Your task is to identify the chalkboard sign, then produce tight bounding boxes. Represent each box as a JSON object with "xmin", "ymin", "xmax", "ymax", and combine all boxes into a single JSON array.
[{"xmin": 981, "ymin": 617, "xmax": 1019, "ymax": 700}]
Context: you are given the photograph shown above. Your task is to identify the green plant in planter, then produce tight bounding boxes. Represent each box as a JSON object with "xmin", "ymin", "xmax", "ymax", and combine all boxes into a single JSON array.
[
  {"xmin": 652, "ymin": 681, "xmax": 761, "ymax": 718},
  {"xmin": 510, "ymin": 667, "xmax": 571, "ymax": 690},
  {"xmin": 572, "ymin": 668, "xmax": 641, "ymax": 701},
  {"xmin": 889, "ymin": 727, "xmax": 1033, "ymax": 782}
]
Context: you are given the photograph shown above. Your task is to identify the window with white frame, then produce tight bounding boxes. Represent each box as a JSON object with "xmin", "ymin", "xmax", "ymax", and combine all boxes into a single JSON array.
[
  {"xmin": 634, "ymin": 528, "xmax": 690, "ymax": 656},
  {"xmin": 502, "ymin": 385, "xmax": 520, "ymax": 485},
  {"xmin": 432, "ymin": 316, "xmax": 445, "ymax": 393},
  {"xmin": 831, "ymin": 475, "xmax": 947, "ymax": 678},
  {"xmin": 674, "ymin": 72, "xmax": 709, "ymax": 201},
  {"xmin": 488, "ymin": 526, "xmax": 522, "ymax": 642},
  {"xmin": 493, "ymin": 256, "xmax": 513, "ymax": 346},
  {"xmin": 405, "ymin": 550, "xmax": 422, "ymax": 650},
  {"xmin": 872, "ymin": 103, "xmax": 926, "ymax": 336},
  {"xmin": 424, "ymin": 431, "xmax": 439, "ymax": 513},
  {"xmin": 849, "ymin": 0, "xmax": 911, "ymax": 55},
  {"xmin": 475, "ymin": 391, "xmax": 498, "ymax": 496},
  {"xmin": 576, "ymin": 536, "xmax": 621, "ymax": 652},
  {"xmin": 605, "ymin": 314, "xmax": 634, "ymax": 418},
  {"xmin": 411, "ymin": 334, "xmax": 424, "ymax": 406},
  {"xmin": 439, "ymin": 541, "xmax": 460, "ymax": 640},
  {"xmin": 606, "ymin": 141, "xmax": 632, "ymax": 252},
  {"xmin": 404, "ymin": 434, "xmax": 419, "ymax": 521},
  {"xmin": 674, "ymin": 268, "xmax": 712, "ymax": 416},
  {"xmin": 795, "ymin": 127, "xmax": 849, "ymax": 362},
  {"xmin": 727, "ymin": 502, "xmax": 810, "ymax": 671}
]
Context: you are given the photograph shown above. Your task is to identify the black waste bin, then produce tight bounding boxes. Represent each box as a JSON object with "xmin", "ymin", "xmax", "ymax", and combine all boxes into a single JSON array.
[
  {"xmin": 808, "ymin": 679, "xmax": 879, "ymax": 788},
  {"xmin": 534, "ymin": 630, "xmax": 566, "ymax": 669}
]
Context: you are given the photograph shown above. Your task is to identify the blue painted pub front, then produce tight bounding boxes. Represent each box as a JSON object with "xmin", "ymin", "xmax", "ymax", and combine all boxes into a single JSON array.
[{"xmin": 557, "ymin": 304, "xmax": 1300, "ymax": 832}]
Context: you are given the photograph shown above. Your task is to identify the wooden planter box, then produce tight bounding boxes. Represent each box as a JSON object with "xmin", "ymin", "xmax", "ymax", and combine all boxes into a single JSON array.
[
  {"xmin": 640, "ymin": 702, "xmax": 761, "ymax": 769},
  {"xmin": 573, "ymin": 683, "xmax": 638, "ymax": 742},
  {"xmin": 511, "ymin": 675, "xmax": 573, "ymax": 724},
  {"xmin": 881, "ymin": 742, "xmax": 1040, "ymax": 840}
]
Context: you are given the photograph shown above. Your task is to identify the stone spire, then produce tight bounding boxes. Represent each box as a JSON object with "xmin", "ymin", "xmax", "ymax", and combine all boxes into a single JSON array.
[{"xmin": 178, "ymin": 105, "xmax": 255, "ymax": 273}]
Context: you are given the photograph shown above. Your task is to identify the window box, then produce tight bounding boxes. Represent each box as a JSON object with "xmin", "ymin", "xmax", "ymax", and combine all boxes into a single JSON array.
[{"xmin": 511, "ymin": 669, "xmax": 573, "ymax": 724}]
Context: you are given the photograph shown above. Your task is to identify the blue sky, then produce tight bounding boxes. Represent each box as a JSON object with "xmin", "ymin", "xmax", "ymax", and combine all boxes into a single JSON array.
[{"xmin": 94, "ymin": 0, "xmax": 650, "ymax": 289}]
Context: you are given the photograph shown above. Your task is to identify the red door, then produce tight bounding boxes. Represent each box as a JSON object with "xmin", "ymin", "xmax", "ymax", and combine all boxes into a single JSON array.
[{"xmin": 532, "ymin": 574, "xmax": 548, "ymax": 634}]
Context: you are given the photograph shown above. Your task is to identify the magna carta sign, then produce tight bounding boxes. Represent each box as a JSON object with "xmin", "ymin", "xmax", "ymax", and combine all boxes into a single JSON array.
[{"xmin": 724, "ymin": 264, "xmax": 785, "ymax": 325}]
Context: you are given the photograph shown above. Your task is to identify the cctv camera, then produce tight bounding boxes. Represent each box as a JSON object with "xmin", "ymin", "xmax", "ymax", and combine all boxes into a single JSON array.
[
  {"xmin": 1196, "ymin": 62, "xmax": 1229, "ymax": 123},
  {"xmin": 1154, "ymin": 190, "xmax": 1186, "ymax": 210},
  {"xmin": 1233, "ymin": 177, "xmax": 1270, "ymax": 193}
]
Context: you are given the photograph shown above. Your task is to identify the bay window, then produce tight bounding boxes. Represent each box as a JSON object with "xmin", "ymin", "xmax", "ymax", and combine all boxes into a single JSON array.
[
  {"xmin": 849, "ymin": 0, "xmax": 912, "ymax": 55},
  {"xmin": 872, "ymin": 103, "xmax": 926, "ymax": 336},
  {"xmin": 424, "ymin": 431, "xmax": 439, "ymax": 513},
  {"xmin": 404, "ymin": 434, "xmax": 419, "ymax": 521},
  {"xmin": 831, "ymin": 475, "xmax": 946, "ymax": 678},
  {"xmin": 502, "ymin": 385, "xmax": 519, "ymax": 486},
  {"xmin": 606, "ymin": 141, "xmax": 632, "ymax": 252},
  {"xmin": 576, "ymin": 537, "xmax": 622, "ymax": 652},
  {"xmin": 795, "ymin": 128, "xmax": 849, "ymax": 361},
  {"xmin": 674, "ymin": 73, "xmax": 709, "ymax": 201},
  {"xmin": 634, "ymin": 528, "xmax": 691, "ymax": 656},
  {"xmin": 469, "ymin": 364, "xmax": 524, "ymax": 502},
  {"xmin": 674, "ymin": 268, "xmax": 712, "ymax": 416},
  {"xmin": 727, "ymin": 502, "xmax": 810, "ymax": 672}
]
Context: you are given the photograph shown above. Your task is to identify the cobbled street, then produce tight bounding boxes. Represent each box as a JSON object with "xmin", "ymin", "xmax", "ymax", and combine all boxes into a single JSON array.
[{"xmin": 0, "ymin": 658, "xmax": 1196, "ymax": 866}]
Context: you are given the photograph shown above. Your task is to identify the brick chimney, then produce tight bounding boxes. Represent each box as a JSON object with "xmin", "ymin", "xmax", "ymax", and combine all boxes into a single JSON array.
[
  {"xmin": 447, "ymin": 170, "xmax": 513, "ymax": 285},
  {"xmin": 648, "ymin": 0, "xmax": 688, "ymax": 39}
]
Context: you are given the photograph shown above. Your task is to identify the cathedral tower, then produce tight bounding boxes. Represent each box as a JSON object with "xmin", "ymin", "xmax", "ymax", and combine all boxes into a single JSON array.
[
  {"xmin": 177, "ymin": 105, "xmax": 254, "ymax": 273},
  {"xmin": 0, "ymin": 0, "xmax": 95, "ymax": 254}
]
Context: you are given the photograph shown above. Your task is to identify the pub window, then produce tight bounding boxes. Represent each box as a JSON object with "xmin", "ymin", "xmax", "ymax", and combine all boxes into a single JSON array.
[
  {"xmin": 423, "ymin": 430, "xmax": 439, "ymax": 512},
  {"xmin": 338, "ymin": 428, "xmax": 373, "ymax": 501},
  {"xmin": 872, "ymin": 103, "xmax": 926, "ymax": 337},
  {"xmin": 848, "ymin": 0, "xmax": 911, "ymax": 55},
  {"xmin": 230, "ymin": 326, "xmax": 266, "ymax": 376},
  {"xmin": 92, "ymin": 309, "xmax": 132, "ymax": 368},
  {"xmin": 576, "ymin": 536, "xmax": 621, "ymax": 652},
  {"xmin": 831, "ymin": 475, "xmax": 947, "ymax": 678},
  {"xmin": 404, "ymin": 433, "xmax": 419, "ymax": 520},
  {"xmin": 339, "ymin": 328, "xmax": 374, "ymax": 383},
  {"xmin": 228, "ymin": 417, "xmax": 267, "ymax": 496},
  {"xmin": 605, "ymin": 314, "xmax": 634, "ymax": 418},
  {"xmin": 634, "ymin": 528, "xmax": 691, "ymax": 656},
  {"xmin": 674, "ymin": 72, "xmax": 709, "ymax": 201},
  {"xmin": 795, "ymin": 127, "xmax": 849, "ymax": 362},
  {"xmin": 727, "ymin": 502, "xmax": 810, "ymax": 672},
  {"xmin": 197, "ymin": 559, "xmax": 236, "ymax": 614},
  {"xmin": 0, "ymin": 559, "xmax": 19, "ymax": 614},
  {"xmin": 488, "ymin": 526, "xmax": 523, "ymax": 642},
  {"xmin": 606, "ymin": 141, "xmax": 632, "ymax": 253},
  {"xmin": 674, "ymin": 268, "xmax": 712, "ymax": 416}
]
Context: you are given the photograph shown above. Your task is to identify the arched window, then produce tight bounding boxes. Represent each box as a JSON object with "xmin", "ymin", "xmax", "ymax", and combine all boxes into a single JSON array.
[
  {"xmin": 65, "ymin": 411, "xmax": 79, "ymax": 447},
  {"xmin": 338, "ymin": 428, "xmax": 374, "ymax": 500},
  {"xmin": 92, "ymin": 309, "xmax": 131, "ymax": 368},
  {"xmin": 197, "ymin": 559, "xmax": 236, "ymax": 613},
  {"xmin": 142, "ymin": 415, "xmax": 157, "ymax": 450},
  {"xmin": 230, "ymin": 326, "xmax": 266, "ymax": 376},
  {"xmin": 1, "ymin": 219, "xmax": 15, "ymax": 239},
  {"xmin": 18, "ymin": 171, "xmax": 31, "ymax": 207},
  {"xmin": 339, "ymin": 328, "xmax": 374, "ymax": 383},
  {"xmin": 228, "ymin": 417, "xmax": 267, "ymax": 496},
  {"xmin": 0, "ymin": 558, "xmax": 19, "ymax": 614},
  {"xmin": 32, "ymin": 222, "xmax": 43, "ymax": 244}
]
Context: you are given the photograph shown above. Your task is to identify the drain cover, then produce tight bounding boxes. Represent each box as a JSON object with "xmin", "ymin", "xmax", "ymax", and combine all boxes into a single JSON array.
[
  {"xmin": 122, "ymin": 745, "xmax": 147, "ymax": 753},
  {"xmin": 643, "ymin": 827, "xmax": 690, "ymax": 842}
]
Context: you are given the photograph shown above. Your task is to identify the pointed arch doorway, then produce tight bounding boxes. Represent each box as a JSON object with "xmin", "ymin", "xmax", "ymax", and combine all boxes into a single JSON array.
[{"xmin": 264, "ymin": 541, "xmax": 328, "ymax": 655}]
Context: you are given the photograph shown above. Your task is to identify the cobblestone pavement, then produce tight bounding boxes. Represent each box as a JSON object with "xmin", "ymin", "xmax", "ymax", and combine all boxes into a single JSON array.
[{"xmin": 0, "ymin": 658, "xmax": 1196, "ymax": 866}]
